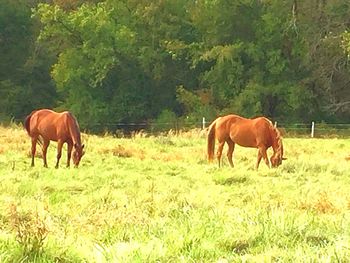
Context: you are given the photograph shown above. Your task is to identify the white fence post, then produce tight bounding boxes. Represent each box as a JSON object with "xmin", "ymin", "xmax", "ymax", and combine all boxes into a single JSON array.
[
  {"xmin": 202, "ymin": 117, "xmax": 206, "ymax": 129},
  {"xmin": 274, "ymin": 121, "xmax": 277, "ymax": 128},
  {"xmin": 311, "ymin": 121, "xmax": 315, "ymax": 138}
]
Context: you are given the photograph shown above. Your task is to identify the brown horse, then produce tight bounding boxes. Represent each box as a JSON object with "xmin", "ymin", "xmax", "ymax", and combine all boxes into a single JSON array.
[
  {"xmin": 207, "ymin": 114, "xmax": 285, "ymax": 169},
  {"xmin": 24, "ymin": 109, "xmax": 85, "ymax": 168}
]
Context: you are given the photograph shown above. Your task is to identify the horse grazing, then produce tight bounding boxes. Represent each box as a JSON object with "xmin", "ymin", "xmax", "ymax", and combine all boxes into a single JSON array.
[
  {"xmin": 207, "ymin": 114, "xmax": 286, "ymax": 169},
  {"xmin": 24, "ymin": 109, "xmax": 85, "ymax": 168}
]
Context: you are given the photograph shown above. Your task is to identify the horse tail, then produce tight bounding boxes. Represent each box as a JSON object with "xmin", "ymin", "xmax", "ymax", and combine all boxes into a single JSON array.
[
  {"xmin": 24, "ymin": 112, "xmax": 33, "ymax": 136},
  {"xmin": 24, "ymin": 110, "xmax": 43, "ymax": 146},
  {"xmin": 207, "ymin": 119, "xmax": 217, "ymax": 162}
]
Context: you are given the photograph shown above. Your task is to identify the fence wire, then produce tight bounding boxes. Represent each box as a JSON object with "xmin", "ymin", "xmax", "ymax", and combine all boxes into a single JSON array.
[
  {"xmin": 3, "ymin": 118, "xmax": 350, "ymax": 137},
  {"xmin": 81, "ymin": 121, "xmax": 350, "ymax": 137}
]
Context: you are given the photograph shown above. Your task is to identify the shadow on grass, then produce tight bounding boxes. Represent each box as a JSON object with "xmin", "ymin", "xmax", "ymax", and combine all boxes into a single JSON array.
[
  {"xmin": 305, "ymin": 235, "xmax": 330, "ymax": 247},
  {"xmin": 214, "ymin": 176, "xmax": 248, "ymax": 185},
  {"xmin": 220, "ymin": 239, "xmax": 250, "ymax": 255}
]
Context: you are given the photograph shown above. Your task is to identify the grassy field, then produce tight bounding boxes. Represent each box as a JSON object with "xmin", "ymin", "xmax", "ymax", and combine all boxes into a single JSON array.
[{"xmin": 0, "ymin": 124, "xmax": 350, "ymax": 262}]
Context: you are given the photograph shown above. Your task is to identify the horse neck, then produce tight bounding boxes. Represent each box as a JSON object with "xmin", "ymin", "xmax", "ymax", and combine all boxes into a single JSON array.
[
  {"xmin": 271, "ymin": 128, "xmax": 281, "ymax": 154},
  {"xmin": 67, "ymin": 115, "xmax": 81, "ymax": 146}
]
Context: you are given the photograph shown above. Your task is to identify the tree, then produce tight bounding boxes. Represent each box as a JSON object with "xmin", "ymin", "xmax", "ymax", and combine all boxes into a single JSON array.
[
  {"xmin": 33, "ymin": 0, "xmax": 200, "ymax": 128},
  {"xmin": 0, "ymin": 0, "xmax": 56, "ymax": 121},
  {"xmin": 13, "ymin": 0, "xmax": 350, "ymax": 129},
  {"xmin": 298, "ymin": 0, "xmax": 350, "ymax": 120}
]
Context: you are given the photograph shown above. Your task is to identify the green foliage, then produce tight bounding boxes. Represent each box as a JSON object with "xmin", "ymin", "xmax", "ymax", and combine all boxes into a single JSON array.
[
  {"xmin": 34, "ymin": 2, "xmax": 151, "ymax": 126},
  {"xmin": 0, "ymin": 0, "xmax": 57, "ymax": 122},
  {"xmin": 0, "ymin": 0, "xmax": 32, "ymax": 80},
  {"xmin": 200, "ymin": 44, "xmax": 246, "ymax": 107},
  {"xmin": 154, "ymin": 109, "xmax": 177, "ymax": 131},
  {"xmin": 0, "ymin": 80, "xmax": 27, "ymax": 121},
  {"xmin": 176, "ymin": 86, "xmax": 216, "ymax": 122},
  {"xmin": 0, "ymin": 0, "xmax": 32, "ymax": 120},
  {"xmin": 2, "ymin": 0, "xmax": 350, "ymax": 126}
]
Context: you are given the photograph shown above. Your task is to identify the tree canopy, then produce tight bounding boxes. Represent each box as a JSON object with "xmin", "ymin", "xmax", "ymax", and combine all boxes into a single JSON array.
[{"xmin": 1, "ymin": 0, "xmax": 350, "ymax": 129}]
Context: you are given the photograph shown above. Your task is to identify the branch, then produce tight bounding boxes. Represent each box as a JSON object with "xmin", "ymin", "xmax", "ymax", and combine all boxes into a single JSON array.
[
  {"xmin": 56, "ymin": 18, "xmax": 84, "ymax": 46},
  {"xmin": 325, "ymin": 101, "xmax": 350, "ymax": 112}
]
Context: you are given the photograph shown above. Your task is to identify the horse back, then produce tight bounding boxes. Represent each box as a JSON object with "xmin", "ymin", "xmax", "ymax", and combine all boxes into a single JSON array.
[
  {"xmin": 216, "ymin": 115, "xmax": 274, "ymax": 148},
  {"xmin": 28, "ymin": 109, "xmax": 74, "ymax": 141},
  {"xmin": 215, "ymin": 115, "xmax": 252, "ymax": 144}
]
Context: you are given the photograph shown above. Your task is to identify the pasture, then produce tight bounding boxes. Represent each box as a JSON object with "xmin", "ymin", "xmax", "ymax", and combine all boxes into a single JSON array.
[{"xmin": 0, "ymin": 124, "xmax": 350, "ymax": 262}]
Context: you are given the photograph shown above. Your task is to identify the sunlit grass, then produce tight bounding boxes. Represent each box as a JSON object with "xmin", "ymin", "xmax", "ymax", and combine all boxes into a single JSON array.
[{"xmin": 0, "ymin": 125, "xmax": 350, "ymax": 262}]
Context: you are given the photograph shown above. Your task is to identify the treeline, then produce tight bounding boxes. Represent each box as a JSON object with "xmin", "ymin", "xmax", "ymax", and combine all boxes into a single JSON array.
[{"xmin": 1, "ymin": 0, "xmax": 350, "ymax": 130}]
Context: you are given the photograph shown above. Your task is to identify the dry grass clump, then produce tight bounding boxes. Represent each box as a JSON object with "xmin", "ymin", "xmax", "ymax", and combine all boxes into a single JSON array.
[
  {"xmin": 153, "ymin": 128, "xmax": 207, "ymax": 138},
  {"xmin": 299, "ymin": 192, "xmax": 339, "ymax": 214},
  {"xmin": 175, "ymin": 128, "xmax": 207, "ymax": 139},
  {"xmin": 130, "ymin": 130, "xmax": 148, "ymax": 138},
  {"xmin": 112, "ymin": 145, "xmax": 134, "ymax": 158},
  {"xmin": 0, "ymin": 126, "xmax": 27, "ymax": 143},
  {"xmin": 0, "ymin": 126, "xmax": 31, "ymax": 157},
  {"xmin": 8, "ymin": 202, "xmax": 52, "ymax": 255},
  {"xmin": 150, "ymin": 152, "xmax": 184, "ymax": 162},
  {"xmin": 99, "ymin": 144, "xmax": 145, "ymax": 159}
]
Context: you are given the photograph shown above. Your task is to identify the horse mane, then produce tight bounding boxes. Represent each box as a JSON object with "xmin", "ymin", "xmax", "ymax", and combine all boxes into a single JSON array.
[
  {"xmin": 272, "ymin": 126, "xmax": 283, "ymax": 155},
  {"xmin": 66, "ymin": 112, "xmax": 82, "ymax": 145}
]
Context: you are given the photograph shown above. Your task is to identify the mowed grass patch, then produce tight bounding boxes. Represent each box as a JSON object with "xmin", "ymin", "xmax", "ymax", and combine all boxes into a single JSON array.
[{"xmin": 0, "ymin": 126, "xmax": 350, "ymax": 262}]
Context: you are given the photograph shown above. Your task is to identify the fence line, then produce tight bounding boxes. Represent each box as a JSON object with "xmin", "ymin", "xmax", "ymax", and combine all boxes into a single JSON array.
[
  {"xmin": 4, "ymin": 117, "xmax": 350, "ymax": 137},
  {"xmin": 88, "ymin": 119, "xmax": 350, "ymax": 137}
]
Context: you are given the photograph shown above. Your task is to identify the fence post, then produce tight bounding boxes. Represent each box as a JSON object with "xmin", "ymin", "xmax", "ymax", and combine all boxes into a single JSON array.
[
  {"xmin": 311, "ymin": 121, "xmax": 315, "ymax": 138},
  {"xmin": 274, "ymin": 121, "xmax": 277, "ymax": 128},
  {"xmin": 202, "ymin": 117, "xmax": 206, "ymax": 129}
]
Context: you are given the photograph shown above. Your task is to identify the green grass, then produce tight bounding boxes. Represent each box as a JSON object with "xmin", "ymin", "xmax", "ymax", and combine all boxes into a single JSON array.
[{"xmin": 1, "ymin": 125, "xmax": 350, "ymax": 262}]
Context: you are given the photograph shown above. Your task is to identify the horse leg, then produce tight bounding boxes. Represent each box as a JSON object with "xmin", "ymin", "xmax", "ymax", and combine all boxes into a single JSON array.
[
  {"xmin": 256, "ymin": 146, "xmax": 270, "ymax": 169},
  {"xmin": 66, "ymin": 141, "xmax": 73, "ymax": 168},
  {"xmin": 55, "ymin": 140, "xmax": 64, "ymax": 169},
  {"xmin": 226, "ymin": 140, "xmax": 235, "ymax": 168},
  {"xmin": 256, "ymin": 151, "xmax": 262, "ymax": 170},
  {"xmin": 216, "ymin": 141, "xmax": 225, "ymax": 167},
  {"xmin": 31, "ymin": 137, "xmax": 38, "ymax": 167},
  {"xmin": 42, "ymin": 139, "xmax": 50, "ymax": 168}
]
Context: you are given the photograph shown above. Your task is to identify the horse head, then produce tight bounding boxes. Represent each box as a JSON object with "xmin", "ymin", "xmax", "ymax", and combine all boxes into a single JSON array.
[
  {"xmin": 72, "ymin": 143, "xmax": 85, "ymax": 167},
  {"xmin": 270, "ymin": 128, "xmax": 287, "ymax": 168}
]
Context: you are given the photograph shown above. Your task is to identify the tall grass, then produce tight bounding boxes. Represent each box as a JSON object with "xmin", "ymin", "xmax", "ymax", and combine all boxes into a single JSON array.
[{"xmin": 0, "ymin": 126, "xmax": 350, "ymax": 262}]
